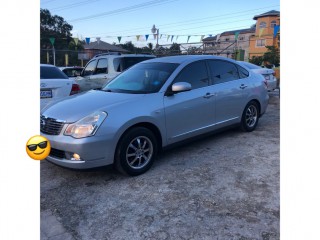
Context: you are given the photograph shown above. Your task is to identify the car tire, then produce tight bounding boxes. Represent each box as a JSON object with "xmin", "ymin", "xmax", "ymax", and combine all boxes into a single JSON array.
[
  {"xmin": 115, "ymin": 127, "xmax": 157, "ymax": 176},
  {"xmin": 241, "ymin": 101, "xmax": 259, "ymax": 132}
]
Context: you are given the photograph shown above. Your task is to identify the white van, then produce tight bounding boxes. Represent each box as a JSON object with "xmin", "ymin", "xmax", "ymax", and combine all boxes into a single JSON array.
[{"xmin": 75, "ymin": 53, "xmax": 156, "ymax": 92}]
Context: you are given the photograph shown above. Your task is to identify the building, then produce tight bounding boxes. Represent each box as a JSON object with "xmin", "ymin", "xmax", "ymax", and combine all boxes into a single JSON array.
[
  {"xmin": 82, "ymin": 40, "xmax": 129, "ymax": 60},
  {"xmin": 248, "ymin": 10, "xmax": 280, "ymax": 59},
  {"xmin": 203, "ymin": 27, "xmax": 255, "ymax": 61},
  {"xmin": 202, "ymin": 10, "xmax": 280, "ymax": 62}
]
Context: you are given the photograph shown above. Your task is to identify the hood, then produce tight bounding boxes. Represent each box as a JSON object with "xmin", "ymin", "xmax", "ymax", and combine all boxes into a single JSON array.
[{"xmin": 41, "ymin": 90, "xmax": 144, "ymax": 122}]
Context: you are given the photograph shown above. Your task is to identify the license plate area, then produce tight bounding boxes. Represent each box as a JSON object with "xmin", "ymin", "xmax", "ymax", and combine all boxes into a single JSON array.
[{"xmin": 40, "ymin": 90, "xmax": 52, "ymax": 99}]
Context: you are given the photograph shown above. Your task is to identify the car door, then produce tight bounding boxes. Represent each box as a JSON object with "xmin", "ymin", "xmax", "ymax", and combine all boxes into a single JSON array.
[
  {"xmin": 88, "ymin": 58, "xmax": 110, "ymax": 89},
  {"xmin": 207, "ymin": 60, "xmax": 247, "ymax": 127},
  {"xmin": 76, "ymin": 59, "xmax": 97, "ymax": 91},
  {"xmin": 163, "ymin": 60, "xmax": 216, "ymax": 144}
]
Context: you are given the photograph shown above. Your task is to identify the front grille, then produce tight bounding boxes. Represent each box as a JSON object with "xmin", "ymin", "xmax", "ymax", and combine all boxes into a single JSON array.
[
  {"xmin": 40, "ymin": 115, "xmax": 65, "ymax": 135},
  {"xmin": 49, "ymin": 148, "xmax": 66, "ymax": 159}
]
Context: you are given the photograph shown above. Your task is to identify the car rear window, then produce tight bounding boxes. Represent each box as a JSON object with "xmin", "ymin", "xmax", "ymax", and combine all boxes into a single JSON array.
[
  {"xmin": 240, "ymin": 62, "xmax": 261, "ymax": 69},
  {"xmin": 113, "ymin": 57, "xmax": 155, "ymax": 72},
  {"xmin": 41, "ymin": 66, "xmax": 68, "ymax": 79}
]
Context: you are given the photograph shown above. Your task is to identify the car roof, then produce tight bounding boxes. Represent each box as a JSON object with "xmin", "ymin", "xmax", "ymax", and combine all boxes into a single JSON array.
[
  {"xmin": 94, "ymin": 54, "xmax": 156, "ymax": 59},
  {"xmin": 60, "ymin": 66, "xmax": 83, "ymax": 69},
  {"xmin": 143, "ymin": 55, "xmax": 239, "ymax": 64},
  {"xmin": 40, "ymin": 64, "xmax": 57, "ymax": 68}
]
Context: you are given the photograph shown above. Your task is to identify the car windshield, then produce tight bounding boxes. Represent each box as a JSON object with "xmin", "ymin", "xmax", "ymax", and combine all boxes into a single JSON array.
[
  {"xmin": 41, "ymin": 66, "xmax": 68, "ymax": 79},
  {"xmin": 103, "ymin": 62, "xmax": 179, "ymax": 93}
]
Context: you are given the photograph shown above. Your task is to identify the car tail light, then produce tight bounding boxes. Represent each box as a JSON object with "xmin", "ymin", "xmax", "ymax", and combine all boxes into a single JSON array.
[{"xmin": 70, "ymin": 83, "xmax": 80, "ymax": 95}]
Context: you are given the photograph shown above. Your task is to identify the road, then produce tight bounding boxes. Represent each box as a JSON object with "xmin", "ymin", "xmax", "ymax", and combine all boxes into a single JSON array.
[{"xmin": 41, "ymin": 92, "xmax": 280, "ymax": 240}]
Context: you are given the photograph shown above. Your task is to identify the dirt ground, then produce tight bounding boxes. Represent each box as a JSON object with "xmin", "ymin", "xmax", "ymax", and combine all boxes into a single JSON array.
[{"xmin": 41, "ymin": 92, "xmax": 280, "ymax": 240}]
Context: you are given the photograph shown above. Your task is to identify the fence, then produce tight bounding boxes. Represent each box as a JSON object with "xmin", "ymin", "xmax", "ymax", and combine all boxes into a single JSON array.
[{"xmin": 41, "ymin": 43, "xmax": 246, "ymax": 67}]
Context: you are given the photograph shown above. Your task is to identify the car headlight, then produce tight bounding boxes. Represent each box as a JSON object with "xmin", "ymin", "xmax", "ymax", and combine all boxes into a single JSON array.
[{"xmin": 64, "ymin": 111, "xmax": 107, "ymax": 138}]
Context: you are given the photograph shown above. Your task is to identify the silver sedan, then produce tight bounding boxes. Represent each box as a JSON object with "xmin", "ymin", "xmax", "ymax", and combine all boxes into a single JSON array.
[{"xmin": 41, "ymin": 55, "xmax": 269, "ymax": 176}]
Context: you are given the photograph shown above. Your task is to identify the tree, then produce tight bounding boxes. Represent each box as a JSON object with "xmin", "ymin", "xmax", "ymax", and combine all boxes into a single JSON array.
[
  {"xmin": 40, "ymin": 9, "xmax": 73, "ymax": 50},
  {"xmin": 40, "ymin": 9, "xmax": 80, "ymax": 66},
  {"xmin": 117, "ymin": 41, "xmax": 136, "ymax": 53},
  {"xmin": 263, "ymin": 46, "xmax": 280, "ymax": 67},
  {"xmin": 147, "ymin": 43, "xmax": 153, "ymax": 51},
  {"xmin": 249, "ymin": 56, "xmax": 264, "ymax": 66},
  {"xmin": 169, "ymin": 43, "xmax": 181, "ymax": 55}
]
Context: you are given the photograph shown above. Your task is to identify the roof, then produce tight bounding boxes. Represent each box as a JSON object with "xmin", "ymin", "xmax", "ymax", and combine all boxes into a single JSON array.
[
  {"xmin": 84, "ymin": 40, "xmax": 130, "ymax": 53},
  {"xmin": 202, "ymin": 27, "xmax": 255, "ymax": 42},
  {"xmin": 145, "ymin": 55, "xmax": 237, "ymax": 65},
  {"xmin": 221, "ymin": 27, "xmax": 255, "ymax": 36},
  {"xmin": 202, "ymin": 35, "xmax": 217, "ymax": 42},
  {"xmin": 93, "ymin": 53, "xmax": 156, "ymax": 59},
  {"xmin": 253, "ymin": 10, "xmax": 280, "ymax": 20}
]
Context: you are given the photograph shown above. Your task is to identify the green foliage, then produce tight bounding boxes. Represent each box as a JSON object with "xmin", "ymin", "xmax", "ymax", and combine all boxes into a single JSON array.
[
  {"xmin": 249, "ymin": 56, "xmax": 264, "ymax": 66},
  {"xmin": 40, "ymin": 9, "xmax": 86, "ymax": 66},
  {"xmin": 40, "ymin": 9, "xmax": 73, "ymax": 50},
  {"xmin": 169, "ymin": 43, "xmax": 181, "ymax": 55},
  {"xmin": 263, "ymin": 46, "xmax": 280, "ymax": 67},
  {"xmin": 249, "ymin": 46, "xmax": 280, "ymax": 67},
  {"xmin": 117, "ymin": 41, "xmax": 136, "ymax": 53}
]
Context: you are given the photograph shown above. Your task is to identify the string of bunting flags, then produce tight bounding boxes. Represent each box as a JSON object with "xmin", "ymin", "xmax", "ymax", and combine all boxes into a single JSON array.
[{"xmin": 44, "ymin": 25, "xmax": 280, "ymax": 46}]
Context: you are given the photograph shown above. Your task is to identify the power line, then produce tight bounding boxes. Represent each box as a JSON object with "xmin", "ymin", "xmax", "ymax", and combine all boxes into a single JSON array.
[
  {"xmin": 87, "ymin": 5, "xmax": 279, "ymax": 36},
  {"xmin": 50, "ymin": 0, "xmax": 102, "ymax": 11},
  {"xmin": 67, "ymin": 0, "xmax": 179, "ymax": 23}
]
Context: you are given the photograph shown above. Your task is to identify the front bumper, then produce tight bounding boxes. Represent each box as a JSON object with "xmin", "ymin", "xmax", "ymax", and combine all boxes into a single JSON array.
[{"xmin": 42, "ymin": 132, "xmax": 116, "ymax": 169}]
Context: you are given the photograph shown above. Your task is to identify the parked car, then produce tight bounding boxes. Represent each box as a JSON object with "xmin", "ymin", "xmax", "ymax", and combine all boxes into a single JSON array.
[
  {"xmin": 40, "ymin": 55, "xmax": 269, "ymax": 176},
  {"xmin": 74, "ymin": 53, "xmax": 156, "ymax": 91},
  {"xmin": 59, "ymin": 66, "xmax": 84, "ymax": 80},
  {"xmin": 40, "ymin": 64, "xmax": 80, "ymax": 110},
  {"xmin": 237, "ymin": 61, "xmax": 277, "ymax": 91}
]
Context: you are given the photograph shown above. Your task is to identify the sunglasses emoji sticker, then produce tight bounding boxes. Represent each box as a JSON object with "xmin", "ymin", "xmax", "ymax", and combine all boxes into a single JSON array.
[{"xmin": 26, "ymin": 135, "xmax": 51, "ymax": 160}]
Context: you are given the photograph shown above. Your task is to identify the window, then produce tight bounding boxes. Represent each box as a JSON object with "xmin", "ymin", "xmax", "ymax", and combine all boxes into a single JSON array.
[
  {"xmin": 83, "ymin": 60, "xmax": 97, "ymax": 76},
  {"xmin": 40, "ymin": 66, "xmax": 68, "ymax": 79},
  {"xmin": 239, "ymin": 36, "xmax": 244, "ymax": 41},
  {"xmin": 259, "ymin": 21, "xmax": 267, "ymax": 28},
  {"xmin": 237, "ymin": 65, "xmax": 249, "ymax": 78},
  {"xmin": 106, "ymin": 62, "xmax": 178, "ymax": 93},
  {"xmin": 225, "ymin": 38, "xmax": 230, "ymax": 42},
  {"xmin": 207, "ymin": 60, "xmax": 240, "ymax": 84},
  {"xmin": 271, "ymin": 20, "xmax": 277, "ymax": 28},
  {"xmin": 256, "ymin": 39, "xmax": 266, "ymax": 47},
  {"xmin": 173, "ymin": 61, "xmax": 209, "ymax": 89},
  {"xmin": 113, "ymin": 57, "xmax": 155, "ymax": 72},
  {"xmin": 95, "ymin": 59, "xmax": 108, "ymax": 74}
]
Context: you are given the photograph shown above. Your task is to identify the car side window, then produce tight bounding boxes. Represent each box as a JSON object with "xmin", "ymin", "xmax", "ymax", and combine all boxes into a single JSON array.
[
  {"xmin": 208, "ymin": 60, "xmax": 240, "ymax": 84},
  {"xmin": 173, "ymin": 61, "xmax": 209, "ymax": 89},
  {"xmin": 95, "ymin": 58, "xmax": 108, "ymax": 74},
  {"xmin": 83, "ymin": 60, "xmax": 97, "ymax": 76},
  {"xmin": 237, "ymin": 65, "xmax": 249, "ymax": 78}
]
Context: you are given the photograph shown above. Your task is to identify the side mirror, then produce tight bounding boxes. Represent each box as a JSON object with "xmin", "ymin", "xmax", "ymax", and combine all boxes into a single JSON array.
[
  {"xmin": 166, "ymin": 82, "xmax": 192, "ymax": 96},
  {"xmin": 172, "ymin": 82, "xmax": 192, "ymax": 92}
]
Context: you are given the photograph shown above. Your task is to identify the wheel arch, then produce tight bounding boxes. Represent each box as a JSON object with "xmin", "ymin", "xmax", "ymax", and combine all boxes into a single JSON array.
[
  {"xmin": 115, "ymin": 122, "xmax": 163, "ymax": 158},
  {"xmin": 247, "ymin": 99, "xmax": 261, "ymax": 116}
]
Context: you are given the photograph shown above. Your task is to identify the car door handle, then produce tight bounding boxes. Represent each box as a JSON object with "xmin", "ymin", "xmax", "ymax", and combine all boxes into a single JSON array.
[
  {"xmin": 240, "ymin": 84, "xmax": 248, "ymax": 89},
  {"xmin": 203, "ymin": 93, "xmax": 215, "ymax": 98}
]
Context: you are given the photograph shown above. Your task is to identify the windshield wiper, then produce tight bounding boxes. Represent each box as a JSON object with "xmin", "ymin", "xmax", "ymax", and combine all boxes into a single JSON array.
[{"xmin": 95, "ymin": 88, "xmax": 112, "ymax": 92}]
